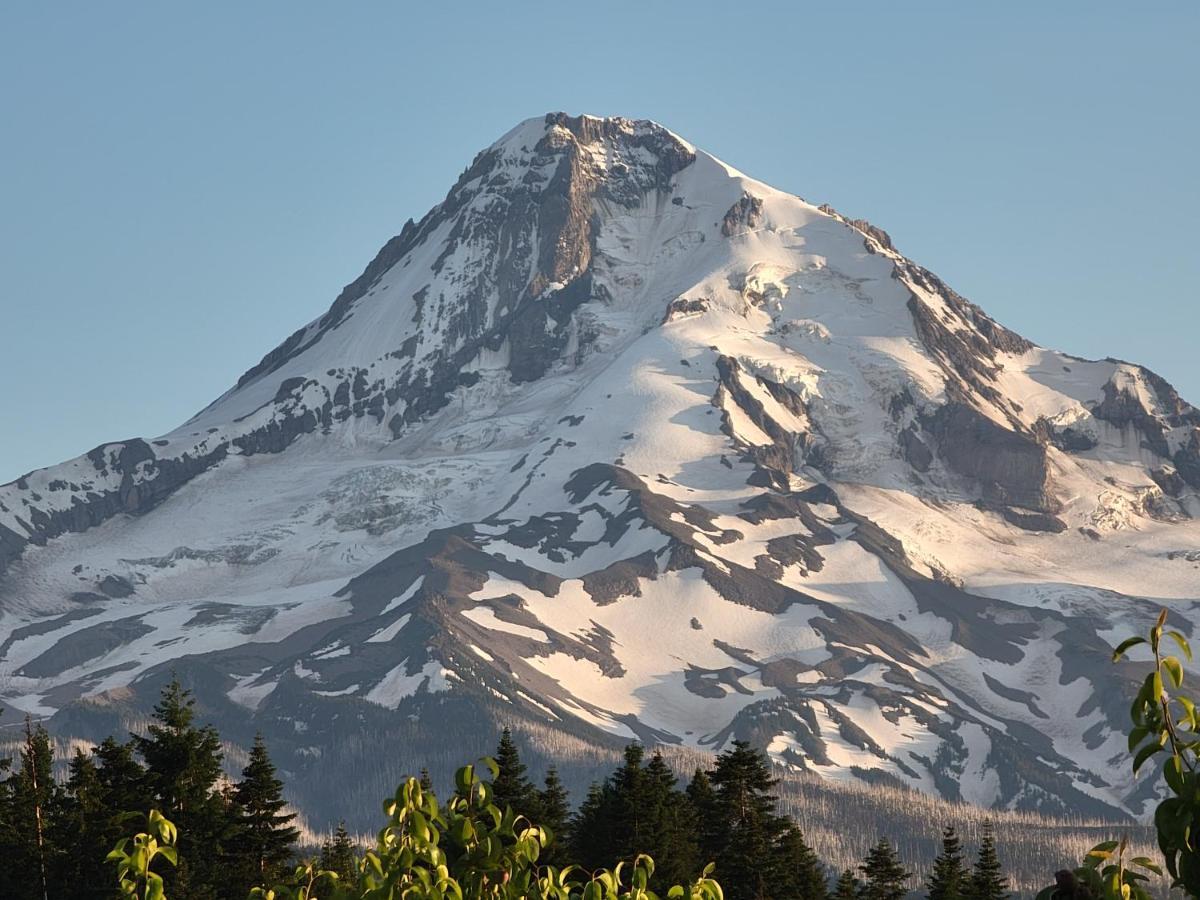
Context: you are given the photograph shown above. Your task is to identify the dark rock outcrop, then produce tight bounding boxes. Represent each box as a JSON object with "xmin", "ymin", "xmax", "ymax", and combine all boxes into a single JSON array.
[
  {"xmin": 925, "ymin": 403, "xmax": 1058, "ymax": 513},
  {"xmin": 721, "ymin": 193, "xmax": 764, "ymax": 236}
]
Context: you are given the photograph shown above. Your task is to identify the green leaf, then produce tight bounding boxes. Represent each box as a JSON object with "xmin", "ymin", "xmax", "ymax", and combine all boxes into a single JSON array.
[
  {"xmin": 1165, "ymin": 755, "xmax": 1188, "ymax": 795},
  {"xmin": 1177, "ymin": 696, "xmax": 1198, "ymax": 729},
  {"xmin": 479, "ymin": 755, "xmax": 500, "ymax": 780},
  {"xmin": 1128, "ymin": 725, "xmax": 1150, "ymax": 753},
  {"xmin": 1130, "ymin": 857, "xmax": 1164, "ymax": 876},
  {"xmin": 1166, "ymin": 630, "xmax": 1193, "ymax": 661},
  {"xmin": 454, "ymin": 764, "xmax": 475, "ymax": 794},
  {"xmin": 1133, "ymin": 741, "xmax": 1161, "ymax": 774},
  {"xmin": 1113, "ymin": 636, "xmax": 1148, "ymax": 661},
  {"xmin": 1163, "ymin": 656, "xmax": 1185, "ymax": 689}
]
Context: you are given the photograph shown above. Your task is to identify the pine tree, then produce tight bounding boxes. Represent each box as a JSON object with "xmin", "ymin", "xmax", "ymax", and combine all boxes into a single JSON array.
[
  {"xmin": 928, "ymin": 825, "xmax": 967, "ymax": 900},
  {"xmin": 859, "ymin": 838, "xmax": 911, "ymax": 900},
  {"xmin": 134, "ymin": 677, "xmax": 227, "ymax": 900},
  {"xmin": 319, "ymin": 820, "xmax": 359, "ymax": 883},
  {"xmin": 537, "ymin": 766, "xmax": 571, "ymax": 868},
  {"xmin": 229, "ymin": 734, "xmax": 300, "ymax": 889},
  {"xmin": 967, "ymin": 821, "xmax": 1008, "ymax": 900},
  {"xmin": 832, "ymin": 868, "xmax": 861, "ymax": 900},
  {"xmin": 491, "ymin": 727, "xmax": 539, "ymax": 821}
]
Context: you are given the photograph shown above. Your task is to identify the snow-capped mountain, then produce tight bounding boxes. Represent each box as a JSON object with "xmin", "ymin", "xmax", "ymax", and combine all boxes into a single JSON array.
[{"xmin": 2, "ymin": 113, "xmax": 1197, "ymax": 823}]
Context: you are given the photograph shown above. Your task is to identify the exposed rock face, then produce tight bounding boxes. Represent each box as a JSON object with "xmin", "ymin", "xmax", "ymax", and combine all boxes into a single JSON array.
[
  {"xmin": 2, "ymin": 113, "xmax": 1197, "ymax": 830},
  {"xmin": 722, "ymin": 193, "xmax": 764, "ymax": 236},
  {"xmin": 924, "ymin": 403, "xmax": 1058, "ymax": 513},
  {"xmin": 713, "ymin": 355, "xmax": 814, "ymax": 487}
]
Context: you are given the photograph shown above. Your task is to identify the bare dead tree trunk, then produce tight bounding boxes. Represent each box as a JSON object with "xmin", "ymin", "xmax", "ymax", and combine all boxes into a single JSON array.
[{"xmin": 24, "ymin": 716, "xmax": 50, "ymax": 900}]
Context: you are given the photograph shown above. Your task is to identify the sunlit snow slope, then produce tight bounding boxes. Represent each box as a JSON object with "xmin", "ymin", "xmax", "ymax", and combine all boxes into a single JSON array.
[{"xmin": 2, "ymin": 113, "xmax": 1197, "ymax": 822}]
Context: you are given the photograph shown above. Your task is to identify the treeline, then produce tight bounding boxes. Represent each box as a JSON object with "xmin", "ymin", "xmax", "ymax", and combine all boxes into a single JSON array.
[
  {"xmin": 0, "ymin": 682, "xmax": 298, "ymax": 900},
  {"xmin": 0, "ymin": 679, "xmax": 1012, "ymax": 900},
  {"xmin": 482, "ymin": 729, "xmax": 1009, "ymax": 900}
]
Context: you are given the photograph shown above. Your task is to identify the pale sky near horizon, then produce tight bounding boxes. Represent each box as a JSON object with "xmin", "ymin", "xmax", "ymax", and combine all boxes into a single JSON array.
[{"xmin": 1, "ymin": 2, "xmax": 1196, "ymax": 483}]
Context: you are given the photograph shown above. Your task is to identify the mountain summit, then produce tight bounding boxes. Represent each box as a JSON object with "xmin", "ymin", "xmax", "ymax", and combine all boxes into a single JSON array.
[{"xmin": 2, "ymin": 113, "xmax": 1197, "ymax": 822}]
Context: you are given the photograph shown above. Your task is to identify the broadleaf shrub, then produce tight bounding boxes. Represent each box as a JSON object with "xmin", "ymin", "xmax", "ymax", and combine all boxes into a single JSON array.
[
  {"xmin": 116, "ymin": 757, "xmax": 724, "ymax": 900},
  {"xmin": 1039, "ymin": 610, "xmax": 1198, "ymax": 899}
]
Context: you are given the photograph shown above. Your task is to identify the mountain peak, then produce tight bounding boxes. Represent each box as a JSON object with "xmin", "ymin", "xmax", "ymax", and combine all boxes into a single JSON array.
[{"xmin": 2, "ymin": 112, "xmax": 1199, "ymax": 826}]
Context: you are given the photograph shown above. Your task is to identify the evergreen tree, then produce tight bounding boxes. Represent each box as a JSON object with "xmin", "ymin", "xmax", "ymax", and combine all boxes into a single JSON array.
[
  {"xmin": 229, "ymin": 734, "xmax": 300, "ymax": 889},
  {"xmin": 4, "ymin": 718, "xmax": 59, "ymax": 900},
  {"xmin": 641, "ymin": 750, "xmax": 700, "ymax": 889},
  {"xmin": 319, "ymin": 820, "xmax": 359, "ymax": 883},
  {"xmin": 706, "ymin": 740, "xmax": 791, "ymax": 900},
  {"xmin": 490, "ymin": 727, "xmax": 539, "ymax": 821},
  {"xmin": 775, "ymin": 823, "xmax": 828, "ymax": 900},
  {"xmin": 52, "ymin": 749, "xmax": 111, "ymax": 900},
  {"xmin": 967, "ymin": 821, "xmax": 1008, "ymax": 900},
  {"xmin": 537, "ymin": 766, "xmax": 571, "ymax": 867},
  {"xmin": 686, "ymin": 767, "xmax": 721, "ymax": 863},
  {"xmin": 927, "ymin": 825, "xmax": 967, "ymax": 900},
  {"xmin": 134, "ymin": 677, "xmax": 227, "ymax": 900},
  {"xmin": 609, "ymin": 743, "xmax": 649, "ymax": 862},
  {"xmin": 570, "ymin": 780, "xmax": 616, "ymax": 870},
  {"xmin": 859, "ymin": 838, "xmax": 911, "ymax": 900},
  {"xmin": 569, "ymin": 745, "xmax": 699, "ymax": 890},
  {"xmin": 570, "ymin": 745, "xmax": 647, "ymax": 871},
  {"xmin": 832, "ymin": 868, "xmax": 861, "ymax": 900}
]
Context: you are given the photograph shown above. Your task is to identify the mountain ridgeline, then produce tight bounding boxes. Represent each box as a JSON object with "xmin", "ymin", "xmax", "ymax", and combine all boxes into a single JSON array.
[{"xmin": 1, "ymin": 113, "xmax": 1197, "ymax": 830}]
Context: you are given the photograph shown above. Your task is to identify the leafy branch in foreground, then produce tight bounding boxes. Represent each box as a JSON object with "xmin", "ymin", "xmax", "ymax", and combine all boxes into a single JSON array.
[
  {"xmin": 106, "ymin": 809, "xmax": 179, "ymax": 900},
  {"xmin": 115, "ymin": 757, "xmax": 724, "ymax": 900},
  {"xmin": 1040, "ymin": 609, "xmax": 1196, "ymax": 899}
]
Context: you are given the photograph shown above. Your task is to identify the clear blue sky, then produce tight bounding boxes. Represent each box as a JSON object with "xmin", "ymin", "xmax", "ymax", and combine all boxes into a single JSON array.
[{"xmin": 2, "ymin": 2, "xmax": 1196, "ymax": 484}]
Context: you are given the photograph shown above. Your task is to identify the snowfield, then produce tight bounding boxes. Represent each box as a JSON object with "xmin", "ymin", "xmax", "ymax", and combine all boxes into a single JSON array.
[{"xmin": 1, "ymin": 113, "xmax": 1196, "ymax": 823}]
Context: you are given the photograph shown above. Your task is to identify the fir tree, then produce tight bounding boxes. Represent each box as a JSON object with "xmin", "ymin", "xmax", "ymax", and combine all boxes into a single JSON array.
[
  {"xmin": 5, "ymin": 718, "xmax": 58, "ymax": 900},
  {"xmin": 685, "ymin": 767, "xmax": 721, "ymax": 863},
  {"xmin": 52, "ymin": 749, "xmax": 110, "ymax": 900},
  {"xmin": 537, "ymin": 766, "xmax": 571, "ymax": 867},
  {"xmin": 570, "ymin": 744, "xmax": 699, "ymax": 890},
  {"xmin": 706, "ymin": 740, "xmax": 790, "ymax": 900},
  {"xmin": 859, "ymin": 838, "xmax": 911, "ymax": 900},
  {"xmin": 134, "ymin": 677, "xmax": 227, "ymax": 900},
  {"xmin": 641, "ymin": 750, "xmax": 700, "ymax": 889},
  {"xmin": 967, "ymin": 821, "xmax": 1008, "ymax": 900},
  {"xmin": 927, "ymin": 825, "xmax": 967, "ymax": 900},
  {"xmin": 93, "ymin": 737, "xmax": 148, "ymax": 829},
  {"xmin": 230, "ymin": 734, "xmax": 300, "ymax": 888},
  {"xmin": 608, "ymin": 743, "xmax": 649, "ymax": 862},
  {"xmin": 775, "ymin": 823, "xmax": 828, "ymax": 900},
  {"xmin": 570, "ymin": 780, "xmax": 616, "ymax": 870},
  {"xmin": 832, "ymin": 868, "xmax": 861, "ymax": 900},
  {"xmin": 319, "ymin": 820, "xmax": 359, "ymax": 883},
  {"xmin": 491, "ymin": 727, "xmax": 539, "ymax": 821}
]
